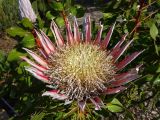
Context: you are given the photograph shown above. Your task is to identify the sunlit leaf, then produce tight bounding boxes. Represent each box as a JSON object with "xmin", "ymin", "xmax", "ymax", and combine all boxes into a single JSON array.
[
  {"xmin": 21, "ymin": 18, "xmax": 33, "ymax": 29},
  {"xmin": 31, "ymin": 112, "xmax": 45, "ymax": 120},
  {"xmin": 106, "ymin": 98, "xmax": 124, "ymax": 113},
  {"xmin": 103, "ymin": 13, "xmax": 113, "ymax": 19},
  {"xmin": 21, "ymin": 33, "xmax": 35, "ymax": 48},
  {"xmin": 46, "ymin": 11, "xmax": 55, "ymax": 20},
  {"xmin": 37, "ymin": 17, "xmax": 45, "ymax": 29},
  {"xmin": 6, "ymin": 27, "xmax": 27, "ymax": 37},
  {"xmin": 51, "ymin": 1, "xmax": 63, "ymax": 11},
  {"xmin": 17, "ymin": 61, "xmax": 28, "ymax": 74},
  {"xmin": 150, "ymin": 23, "xmax": 158, "ymax": 40},
  {"xmin": 155, "ymin": 13, "xmax": 160, "ymax": 24},
  {"xmin": 55, "ymin": 17, "xmax": 64, "ymax": 27},
  {"xmin": 145, "ymin": 75, "xmax": 154, "ymax": 81},
  {"xmin": 7, "ymin": 49, "xmax": 26, "ymax": 62},
  {"xmin": 156, "ymin": 65, "xmax": 160, "ymax": 73},
  {"xmin": 37, "ymin": 0, "xmax": 47, "ymax": 13},
  {"xmin": 153, "ymin": 74, "xmax": 160, "ymax": 86},
  {"xmin": 70, "ymin": 7, "xmax": 77, "ymax": 16}
]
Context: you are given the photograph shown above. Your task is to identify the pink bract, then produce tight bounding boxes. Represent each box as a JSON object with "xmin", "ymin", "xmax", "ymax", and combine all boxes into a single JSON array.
[{"xmin": 21, "ymin": 16, "xmax": 143, "ymax": 111}]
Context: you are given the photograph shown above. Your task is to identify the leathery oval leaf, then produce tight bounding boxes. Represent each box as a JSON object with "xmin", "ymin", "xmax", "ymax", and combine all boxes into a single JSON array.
[{"xmin": 106, "ymin": 98, "xmax": 124, "ymax": 113}]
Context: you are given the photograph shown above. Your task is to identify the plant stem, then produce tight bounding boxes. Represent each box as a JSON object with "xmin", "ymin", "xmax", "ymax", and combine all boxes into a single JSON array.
[{"xmin": 130, "ymin": 0, "xmax": 144, "ymax": 37}]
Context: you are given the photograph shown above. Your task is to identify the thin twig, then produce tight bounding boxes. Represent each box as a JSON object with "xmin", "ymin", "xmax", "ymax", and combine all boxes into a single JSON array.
[
  {"xmin": 141, "ymin": 1, "xmax": 156, "ymax": 10},
  {"xmin": 129, "ymin": 9, "xmax": 159, "ymax": 36},
  {"xmin": 143, "ymin": 9, "xmax": 160, "ymax": 21},
  {"xmin": 129, "ymin": 0, "xmax": 144, "ymax": 37}
]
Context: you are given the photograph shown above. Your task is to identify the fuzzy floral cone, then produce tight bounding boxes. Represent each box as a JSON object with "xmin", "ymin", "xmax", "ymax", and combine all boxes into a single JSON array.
[
  {"xmin": 19, "ymin": 0, "xmax": 37, "ymax": 22},
  {"xmin": 21, "ymin": 15, "xmax": 143, "ymax": 112}
]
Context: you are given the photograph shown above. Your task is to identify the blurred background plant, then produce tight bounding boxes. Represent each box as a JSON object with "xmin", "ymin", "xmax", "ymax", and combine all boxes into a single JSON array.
[{"xmin": 0, "ymin": 0, "xmax": 160, "ymax": 119}]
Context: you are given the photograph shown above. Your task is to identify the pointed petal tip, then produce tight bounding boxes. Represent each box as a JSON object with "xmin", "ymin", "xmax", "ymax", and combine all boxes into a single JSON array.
[
  {"xmin": 24, "ymin": 66, "xmax": 51, "ymax": 83},
  {"xmin": 85, "ymin": 15, "xmax": 91, "ymax": 43},
  {"xmin": 42, "ymin": 91, "xmax": 68, "ymax": 100},
  {"xmin": 113, "ymin": 21, "xmax": 116, "ymax": 27},
  {"xmin": 64, "ymin": 100, "xmax": 72, "ymax": 105},
  {"xmin": 90, "ymin": 97, "xmax": 104, "ymax": 110},
  {"xmin": 116, "ymin": 49, "xmax": 144, "ymax": 70},
  {"xmin": 101, "ymin": 22, "xmax": 116, "ymax": 49},
  {"xmin": 113, "ymin": 39, "xmax": 134, "ymax": 62},
  {"xmin": 20, "ymin": 56, "xmax": 26, "ymax": 61},
  {"xmin": 112, "ymin": 64, "xmax": 144, "ymax": 87},
  {"xmin": 50, "ymin": 20, "xmax": 64, "ymax": 47},
  {"xmin": 20, "ymin": 55, "xmax": 24, "ymax": 58},
  {"xmin": 40, "ymin": 30, "xmax": 56, "ymax": 53},
  {"xmin": 20, "ymin": 56, "xmax": 47, "ymax": 71},
  {"xmin": 22, "ymin": 47, "xmax": 48, "ymax": 67},
  {"xmin": 94, "ymin": 23, "xmax": 103, "ymax": 45},
  {"xmin": 78, "ymin": 100, "xmax": 86, "ymax": 111},
  {"xmin": 140, "ymin": 49, "xmax": 145, "ymax": 54},
  {"xmin": 20, "ymin": 56, "xmax": 27, "ymax": 60},
  {"xmin": 136, "ymin": 63, "xmax": 143, "ymax": 72},
  {"xmin": 22, "ymin": 47, "xmax": 28, "ymax": 51}
]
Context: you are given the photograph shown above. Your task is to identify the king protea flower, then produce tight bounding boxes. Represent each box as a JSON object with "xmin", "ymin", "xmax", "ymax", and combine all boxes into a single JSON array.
[
  {"xmin": 21, "ymin": 16, "xmax": 143, "ymax": 111},
  {"xmin": 19, "ymin": 0, "xmax": 37, "ymax": 22}
]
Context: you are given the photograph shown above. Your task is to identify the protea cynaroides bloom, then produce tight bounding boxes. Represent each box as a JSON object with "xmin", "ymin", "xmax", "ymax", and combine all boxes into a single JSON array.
[{"xmin": 21, "ymin": 16, "xmax": 143, "ymax": 111}]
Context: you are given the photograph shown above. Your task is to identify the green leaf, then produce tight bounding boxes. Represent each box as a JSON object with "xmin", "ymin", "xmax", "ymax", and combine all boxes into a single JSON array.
[
  {"xmin": 17, "ymin": 61, "xmax": 28, "ymax": 74},
  {"xmin": 37, "ymin": 17, "xmax": 45, "ymax": 29},
  {"xmin": 21, "ymin": 33, "xmax": 35, "ymax": 48},
  {"xmin": 21, "ymin": 18, "xmax": 33, "ymax": 29},
  {"xmin": 55, "ymin": 17, "xmax": 64, "ymax": 27},
  {"xmin": 37, "ymin": 0, "xmax": 47, "ymax": 13},
  {"xmin": 56, "ymin": 112, "xmax": 65, "ymax": 120},
  {"xmin": 106, "ymin": 98, "xmax": 124, "ymax": 113},
  {"xmin": 132, "ymin": 2, "xmax": 138, "ymax": 11},
  {"xmin": 113, "ymin": 0, "xmax": 121, "ymax": 9},
  {"xmin": 153, "ymin": 39, "xmax": 159, "ymax": 56},
  {"xmin": 156, "ymin": 65, "xmax": 160, "ymax": 73},
  {"xmin": 51, "ymin": 1, "xmax": 63, "ymax": 11},
  {"xmin": 70, "ymin": 7, "xmax": 77, "ymax": 16},
  {"xmin": 7, "ymin": 49, "xmax": 26, "ymax": 62},
  {"xmin": 32, "ymin": 1, "xmax": 38, "ymax": 14},
  {"xmin": 6, "ymin": 27, "xmax": 27, "ymax": 37},
  {"xmin": 103, "ymin": 13, "xmax": 113, "ymax": 19},
  {"xmin": 155, "ymin": 13, "xmax": 160, "ymax": 24},
  {"xmin": 153, "ymin": 74, "xmax": 160, "ymax": 86},
  {"xmin": 64, "ymin": 0, "xmax": 72, "ymax": 8},
  {"xmin": 46, "ymin": 11, "xmax": 55, "ymax": 20},
  {"xmin": 150, "ymin": 23, "xmax": 158, "ymax": 40},
  {"xmin": 31, "ymin": 112, "xmax": 45, "ymax": 120},
  {"xmin": 146, "ymin": 20, "xmax": 154, "ymax": 29},
  {"xmin": 145, "ymin": 74, "xmax": 153, "ymax": 81}
]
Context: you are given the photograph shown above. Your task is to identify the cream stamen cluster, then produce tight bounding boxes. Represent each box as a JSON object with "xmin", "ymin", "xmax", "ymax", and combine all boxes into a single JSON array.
[{"xmin": 47, "ymin": 44, "xmax": 115, "ymax": 100}]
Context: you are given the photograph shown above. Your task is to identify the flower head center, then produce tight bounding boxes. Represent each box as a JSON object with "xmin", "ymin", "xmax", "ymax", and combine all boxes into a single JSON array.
[
  {"xmin": 48, "ymin": 43, "xmax": 115, "ymax": 100},
  {"xmin": 61, "ymin": 44, "xmax": 111, "ymax": 81}
]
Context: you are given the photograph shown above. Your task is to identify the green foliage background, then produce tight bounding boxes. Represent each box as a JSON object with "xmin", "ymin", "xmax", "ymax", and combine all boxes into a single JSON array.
[{"xmin": 0, "ymin": 0, "xmax": 160, "ymax": 119}]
